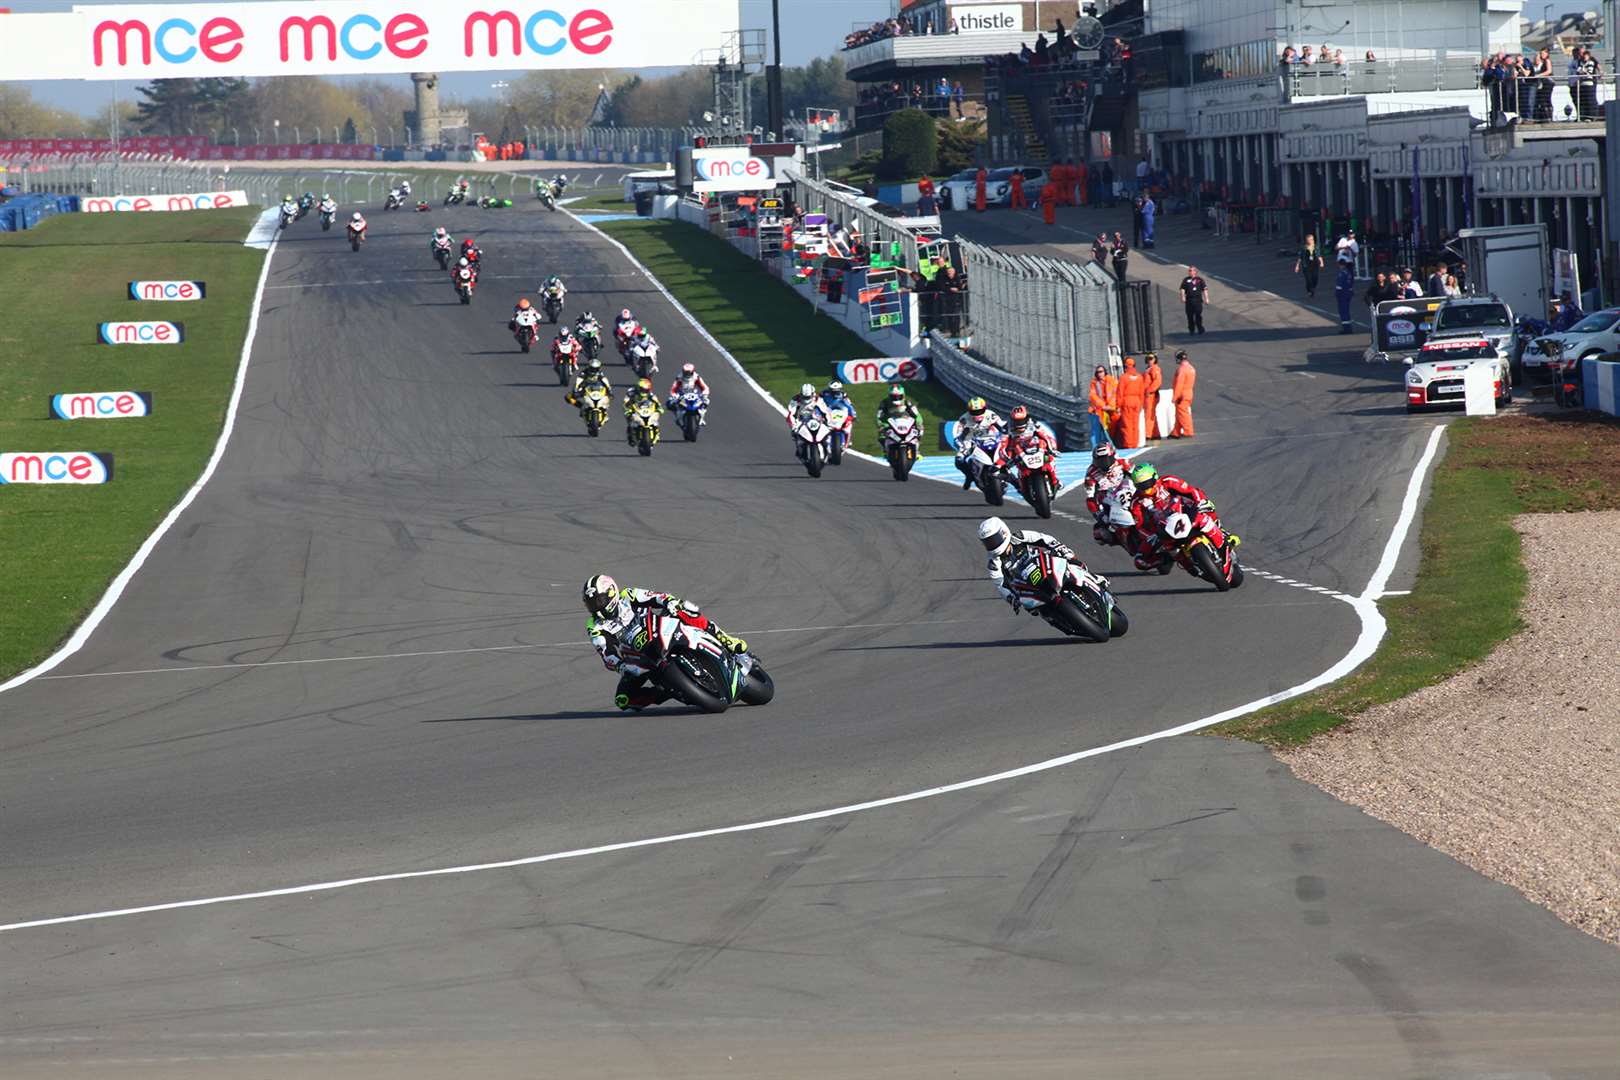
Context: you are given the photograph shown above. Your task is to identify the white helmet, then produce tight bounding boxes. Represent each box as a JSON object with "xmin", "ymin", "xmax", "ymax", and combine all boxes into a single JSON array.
[
  {"xmin": 800, "ymin": 382, "xmax": 815, "ymax": 398},
  {"xmin": 435, "ymin": 226, "xmax": 446, "ymax": 237},
  {"xmin": 351, "ymin": 211, "xmax": 362, "ymax": 222},
  {"xmin": 458, "ymin": 256, "xmax": 469, "ymax": 267},
  {"xmin": 978, "ymin": 517, "xmax": 1012, "ymax": 556}
]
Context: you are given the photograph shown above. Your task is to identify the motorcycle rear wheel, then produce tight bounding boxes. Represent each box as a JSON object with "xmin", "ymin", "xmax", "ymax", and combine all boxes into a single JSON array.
[{"xmin": 1190, "ymin": 544, "xmax": 1231, "ymax": 591}]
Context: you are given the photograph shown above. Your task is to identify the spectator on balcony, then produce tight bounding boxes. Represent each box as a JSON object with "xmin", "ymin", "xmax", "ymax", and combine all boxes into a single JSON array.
[
  {"xmin": 1530, "ymin": 48, "xmax": 1553, "ymax": 120},
  {"xmin": 1332, "ymin": 49, "xmax": 1345, "ymax": 67},
  {"xmin": 1281, "ymin": 46, "xmax": 1298, "ymax": 67},
  {"xmin": 952, "ymin": 81, "xmax": 966, "ymax": 117},
  {"xmin": 1035, "ymin": 33, "xmax": 1050, "ymax": 66},
  {"xmin": 948, "ymin": 15, "xmax": 959, "ymax": 34},
  {"xmin": 935, "ymin": 77, "xmax": 951, "ymax": 114},
  {"xmin": 1364, "ymin": 50, "xmax": 1377, "ymax": 62},
  {"xmin": 1299, "ymin": 46, "xmax": 1314, "ymax": 66}
]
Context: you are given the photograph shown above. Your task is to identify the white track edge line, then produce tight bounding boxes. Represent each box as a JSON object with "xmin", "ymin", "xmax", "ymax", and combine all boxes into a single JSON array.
[
  {"xmin": 0, "ymin": 232, "xmax": 279, "ymax": 697},
  {"xmin": 0, "ymin": 254, "xmax": 1449, "ymax": 932}
]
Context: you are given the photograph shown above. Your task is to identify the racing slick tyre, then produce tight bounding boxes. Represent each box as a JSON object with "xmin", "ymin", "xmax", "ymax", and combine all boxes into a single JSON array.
[
  {"xmin": 520, "ymin": 336, "xmax": 532, "ymax": 354},
  {"xmin": 637, "ymin": 429, "xmax": 654, "ymax": 457},
  {"xmin": 806, "ymin": 445, "xmax": 824, "ymax": 478},
  {"xmin": 586, "ymin": 413, "xmax": 601, "ymax": 437},
  {"xmin": 1191, "ymin": 544, "xmax": 1231, "ymax": 591},
  {"xmin": 1106, "ymin": 601, "xmax": 1129, "ymax": 638},
  {"xmin": 662, "ymin": 653, "xmax": 731, "ymax": 714},
  {"xmin": 681, "ymin": 412, "xmax": 699, "ymax": 442},
  {"xmin": 737, "ymin": 660, "xmax": 775, "ymax": 706},
  {"xmin": 1228, "ymin": 558, "xmax": 1244, "ymax": 589},
  {"xmin": 555, "ymin": 364, "xmax": 570, "ymax": 386},
  {"xmin": 828, "ymin": 436, "xmax": 843, "ymax": 466},
  {"xmin": 1025, "ymin": 477, "xmax": 1053, "ymax": 519},
  {"xmin": 1049, "ymin": 595, "xmax": 1111, "ymax": 643},
  {"xmin": 350, "ymin": 236, "xmax": 361, "ymax": 252},
  {"xmin": 979, "ymin": 467, "xmax": 1004, "ymax": 506},
  {"xmin": 888, "ymin": 445, "xmax": 912, "ymax": 481}
]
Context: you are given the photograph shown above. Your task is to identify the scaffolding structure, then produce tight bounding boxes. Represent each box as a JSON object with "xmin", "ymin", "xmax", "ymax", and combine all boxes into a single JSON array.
[{"xmin": 698, "ymin": 30, "xmax": 766, "ymax": 138}]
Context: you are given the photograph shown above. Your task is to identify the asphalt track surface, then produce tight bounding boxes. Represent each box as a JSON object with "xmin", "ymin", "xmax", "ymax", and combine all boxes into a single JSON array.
[{"xmin": 1, "ymin": 202, "xmax": 1616, "ymax": 1078}]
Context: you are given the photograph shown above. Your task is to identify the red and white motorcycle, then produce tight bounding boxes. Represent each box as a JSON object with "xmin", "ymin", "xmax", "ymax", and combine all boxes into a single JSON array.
[
  {"xmin": 792, "ymin": 404, "xmax": 833, "ymax": 478},
  {"xmin": 1003, "ymin": 435, "xmax": 1059, "ymax": 519},
  {"xmin": 616, "ymin": 609, "xmax": 775, "ymax": 714}
]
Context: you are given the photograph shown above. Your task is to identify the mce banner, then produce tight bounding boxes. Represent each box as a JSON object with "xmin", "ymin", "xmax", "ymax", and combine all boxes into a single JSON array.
[{"xmin": 0, "ymin": 1, "xmax": 738, "ymax": 80}]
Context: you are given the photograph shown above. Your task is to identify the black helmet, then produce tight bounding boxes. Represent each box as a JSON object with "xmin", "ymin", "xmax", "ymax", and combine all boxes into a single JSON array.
[{"xmin": 582, "ymin": 574, "xmax": 620, "ymax": 617}]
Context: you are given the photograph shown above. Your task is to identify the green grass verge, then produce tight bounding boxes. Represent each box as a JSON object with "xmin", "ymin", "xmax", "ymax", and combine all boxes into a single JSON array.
[
  {"xmin": 0, "ymin": 208, "xmax": 265, "ymax": 679},
  {"xmin": 1219, "ymin": 415, "xmax": 1620, "ymax": 746},
  {"xmin": 595, "ymin": 219, "xmax": 962, "ymax": 455}
]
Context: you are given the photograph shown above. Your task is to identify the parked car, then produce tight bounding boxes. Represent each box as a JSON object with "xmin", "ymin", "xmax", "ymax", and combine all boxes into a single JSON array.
[
  {"xmin": 937, "ymin": 169, "xmax": 979, "ymax": 210},
  {"xmin": 1525, "ymin": 308, "xmax": 1620, "ymax": 381}
]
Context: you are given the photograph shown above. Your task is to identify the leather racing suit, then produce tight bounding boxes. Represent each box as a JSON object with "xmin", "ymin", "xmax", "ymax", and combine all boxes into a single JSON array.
[
  {"xmin": 1084, "ymin": 456, "xmax": 1138, "ymax": 548},
  {"xmin": 987, "ymin": 530, "xmax": 1079, "ymax": 611},
  {"xmin": 588, "ymin": 589, "xmax": 746, "ymax": 710},
  {"xmin": 1131, "ymin": 475, "xmax": 1229, "ymax": 572}
]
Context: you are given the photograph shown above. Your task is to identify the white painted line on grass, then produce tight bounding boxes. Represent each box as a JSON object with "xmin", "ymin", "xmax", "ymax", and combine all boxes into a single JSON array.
[
  {"xmin": 0, "ymin": 231, "xmax": 280, "ymax": 697},
  {"xmin": 0, "ymin": 239, "xmax": 1450, "ymax": 934}
]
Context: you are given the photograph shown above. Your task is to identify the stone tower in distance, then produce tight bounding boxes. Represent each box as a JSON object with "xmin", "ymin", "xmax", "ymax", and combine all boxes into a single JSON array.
[{"xmin": 411, "ymin": 73, "xmax": 441, "ymax": 146}]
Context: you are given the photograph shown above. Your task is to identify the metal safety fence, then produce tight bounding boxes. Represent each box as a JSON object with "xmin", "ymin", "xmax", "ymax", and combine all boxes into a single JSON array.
[
  {"xmin": 928, "ymin": 332, "xmax": 1092, "ymax": 449},
  {"xmin": 956, "ymin": 237, "xmax": 1119, "ymax": 399},
  {"xmin": 519, "ymin": 126, "xmax": 699, "ymax": 164},
  {"xmin": 3, "ymin": 156, "xmax": 555, "ymax": 210}
]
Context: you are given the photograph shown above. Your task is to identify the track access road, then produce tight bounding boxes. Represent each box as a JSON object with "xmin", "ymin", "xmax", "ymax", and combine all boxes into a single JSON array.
[{"xmin": 1, "ymin": 202, "xmax": 1614, "ymax": 1078}]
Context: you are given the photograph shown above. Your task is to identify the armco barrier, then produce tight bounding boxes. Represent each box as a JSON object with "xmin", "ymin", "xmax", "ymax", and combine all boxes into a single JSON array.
[{"xmin": 927, "ymin": 331, "xmax": 1093, "ymax": 450}]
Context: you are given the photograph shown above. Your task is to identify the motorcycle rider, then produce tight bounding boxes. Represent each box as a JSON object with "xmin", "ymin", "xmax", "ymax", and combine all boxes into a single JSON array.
[
  {"xmin": 279, "ymin": 194, "xmax": 298, "ymax": 221},
  {"xmin": 553, "ymin": 174, "xmax": 570, "ymax": 196},
  {"xmin": 623, "ymin": 376, "xmax": 664, "ymax": 445},
  {"xmin": 978, "ymin": 517, "xmax": 1099, "ymax": 614},
  {"xmin": 1127, "ymin": 462, "xmax": 1236, "ymax": 572},
  {"xmin": 875, "ymin": 385, "xmax": 923, "ymax": 452},
  {"xmin": 952, "ymin": 396, "xmax": 1005, "ymax": 491},
  {"xmin": 430, "ymin": 225, "xmax": 453, "ymax": 257},
  {"xmin": 510, "ymin": 297, "xmax": 542, "ymax": 340},
  {"xmin": 318, "ymin": 193, "xmax": 337, "ymax": 217},
  {"xmin": 551, "ymin": 324, "xmax": 582, "ymax": 368},
  {"xmin": 994, "ymin": 405, "xmax": 1060, "ymax": 482},
  {"xmin": 568, "ymin": 356, "xmax": 612, "ymax": 409},
  {"xmin": 582, "ymin": 574, "xmax": 747, "ymax": 711},
  {"xmin": 1083, "ymin": 442, "xmax": 1138, "ymax": 550},
  {"xmin": 818, "ymin": 379, "xmax": 857, "ymax": 448},
  {"xmin": 297, "ymin": 191, "xmax": 314, "ymax": 217},
  {"xmin": 666, "ymin": 363, "xmax": 711, "ymax": 423},
  {"xmin": 786, "ymin": 383, "xmax": 828, "ymax": 460},
  {"xmin": 541, "ymin": 274, "xmax": 567, "ymax": 304},
  {"xmin": 347, "ymin": 211, "xmax": 367, "ymax": 238},
  {"xmin": 628, "ymin": 326, "xmax": 660, "ymax": 373},
  {"xmin": 452, "ymin": 255, "xmax": 476, "ymax": 295},
  {"xmin": 614, "ymin": 308, "xmax": 640, "ymax": 346}
]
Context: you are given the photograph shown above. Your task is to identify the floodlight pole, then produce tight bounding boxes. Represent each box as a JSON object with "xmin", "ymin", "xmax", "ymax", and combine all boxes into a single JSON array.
[{"xmin": 767, "ymin": 0, "xmax": 784, "ymax": 141}]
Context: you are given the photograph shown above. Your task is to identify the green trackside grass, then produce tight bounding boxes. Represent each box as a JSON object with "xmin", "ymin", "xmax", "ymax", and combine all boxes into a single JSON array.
[
  {"xmin": 0, "ymin": 207, "xmax": 265, "ymax": 678},
  {"xmin": 1220, "ymin": 412, "xmax": 1620, "ymax": 746},
  {"xmin": 596, "ymin": 218, "xmax": 963, "ymax": 455},
  {"xmin": 566, "ymin": 192, "xmax": 637, "ymax": 213}
]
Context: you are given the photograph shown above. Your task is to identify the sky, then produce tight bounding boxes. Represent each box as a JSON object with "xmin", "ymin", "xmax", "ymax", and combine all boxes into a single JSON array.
[{"xmin": 5, "ymin": 0, "xmax": 894, "ymax": 116}]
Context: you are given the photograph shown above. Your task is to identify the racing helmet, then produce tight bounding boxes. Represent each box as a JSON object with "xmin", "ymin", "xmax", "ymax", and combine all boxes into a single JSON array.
[
  {"xmin": 800, "ymin": 382, "xmax": 816, "ymax": 398},
  {"xmin": 462, "ymin": 237, "xmax": 475, "ymax": 248},
  {"xmin": 826, "ymin": 380, "xmax": 844, "ymax": 395},
  {"xmin": 558, "ymin": 325, "xmax": 572, "ymax": 338},
  {"xmin": 620, "ymin": 308, "xmax": 633, "ymax": 321},
  {"xmin": 637, "ymin": 377, "xmax": 653, "ymax": 392},
  {"xmin": 967, "ymin": 396, "xmax": 988, "ymax": 419},
  {"xmin": 1130, "ymin": 462, "xmax": 1160, "ymax": 495},
  {"xmin": 1009, "ymin": 405, "xmax": 1030, "ymax": 436},
  {"xmin": 582, "ymin": 574, "xmax": 624, "ymax": 619},
  {"xmin": 283, "ymin": 194, "xmax": 292, "ymax": 201},
  {"xmin": 458, "ymin": 256, "xmax": 469, "ymax": 267},
  {"xmin": 546, "ymin": 274, "xmax": 561, "ymax": 286},
  {"xmin": 978, "ymin": 517, "xmax": 1013, "ymax": 556},
  {"xmin": 578, "ymin": 310, "xmax": 594, "ymax": 323},
  {"xmin": 1091, "ymin": 442, "xmax": 1116, "ymax": 467},
  {"xmin": 517, "ymin": 298, "xmax": 531, "ymax": 310},
  {"xmin": 323, "ymin": 193, "xmax": 331, "ymax": 200},
  {"xmin": 435, "ymin": 226, "xmax": 447, "ymax": 238},
  {"xmin": 681, "ymin": 363, "xmax": 696, "ymax": 377},
  {"xmin": 351, "ymin": 211, "xmax": 362, "ymax": 222},
  {"xmin": 587, "ymin": 357, "xmax": 603, "ymax": 372},
  {"xmin": 889, "ymin": 385, "xmax": 906, "ymax": 402}
]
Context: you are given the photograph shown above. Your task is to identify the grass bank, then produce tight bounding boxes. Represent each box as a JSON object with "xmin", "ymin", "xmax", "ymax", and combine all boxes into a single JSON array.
[
  {"xmin": 1221, "ymin": 412, "xmax": 1620, "ymax": 746},
  {"xmin": 595, "ymin": 218, "xmax": 963, "ymax": 455},
  {"xmin": 0, "ymin": 208, "xmax": 265, "ymax": 678}
]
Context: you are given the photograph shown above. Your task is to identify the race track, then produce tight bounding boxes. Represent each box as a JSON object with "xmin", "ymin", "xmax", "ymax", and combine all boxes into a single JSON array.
[{"xmin": 2, "ymin": 201, "xmax": 1615, "ymax": 1078}]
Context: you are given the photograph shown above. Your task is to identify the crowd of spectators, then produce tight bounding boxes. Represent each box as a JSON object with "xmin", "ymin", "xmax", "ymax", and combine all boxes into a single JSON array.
[
  {"xmin": 857, "ymin": 78, "xmax": 970, "ymax": 125},
  {"xmin": 983, "ymin": 22, "xmax": 1129, "ymax": 79},
  {"xmin": 1480, "ymin": 44, "xmax": 1601, "ymax": 122},
  {"xmin": 844, "ymin": 18, "xmax": 914, "ymax": 50},
  {"xmin": 1278, "ymin": 44, "xmax": 1365, "ymax": 68}
]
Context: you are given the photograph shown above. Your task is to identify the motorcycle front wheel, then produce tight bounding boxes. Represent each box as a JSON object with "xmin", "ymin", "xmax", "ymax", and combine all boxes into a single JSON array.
[
  {"xmin": 1025, "ymin": 476, "xmax": 1053, "ymax": 519},
  {"xmin": 1190, "ymin": 544, "xmax": 1231, "ymax": 591},
  {"xmin": 637, "ymin": 428, "xmax": 653, "ymax": 456},
  {"xmin": 662, "ymin": 653, "xmax": 731, "ymax": 713},
  {"xmin": 586, "ymin": 412, "xmax": 601, "ymax": 437},
  {"xmin": 1050, "ymin": 595, "xmax": 1111, "ymax": 643},
  {"xmin": 806, "ymin": 443, "xmax": 824, "ymax": 478},
  {"xmin": 737, "ymin": 659, "xmax": 774, "ymax": 706},
  {"xmin": 979, "ymin": 467, "xmax": 1004, "ymax": 506},
  {"xmin": 681, "ymin": 412, "xmax": 699, "ymax": 442}
]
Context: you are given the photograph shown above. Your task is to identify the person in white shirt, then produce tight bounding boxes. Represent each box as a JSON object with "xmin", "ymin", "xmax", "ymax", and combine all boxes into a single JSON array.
[{"xmin": 1334, "ymin": 228, "xmax": 1359, "ymax": 268}]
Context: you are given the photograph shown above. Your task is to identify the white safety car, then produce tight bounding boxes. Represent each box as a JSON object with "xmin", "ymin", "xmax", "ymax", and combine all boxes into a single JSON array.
[{"xmin": 1404, "ymin": 336, "xmax": 1513, "ymax": 411}]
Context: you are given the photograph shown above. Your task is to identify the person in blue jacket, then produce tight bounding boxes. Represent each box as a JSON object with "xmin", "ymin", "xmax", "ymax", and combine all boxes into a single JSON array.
[{"xmin": 1333, "ymin": 262, "xmax": 1356, "ymax": 334}]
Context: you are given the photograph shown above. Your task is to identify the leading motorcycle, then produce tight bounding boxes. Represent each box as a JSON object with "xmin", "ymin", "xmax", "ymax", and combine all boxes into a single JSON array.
[
  {"xmin": 1159, "ymin": 509, "xmax": 1244, "ymax": 591},
  {"xmin": 432, "ymin": 235, "xmax": 453, "ymax": 271},
  {"xmin": 880, "ymin": 414, "xmax": 920, "ymax": 481},
  {"xmin": 346, "ymin": 222, "xmax": 365, "ymax": 252},
  {"xmin": 792, "ymin": 405, "xmax": 833, "ymax": 478},
  {"xmin": 614, "ymin": 609, "xmax": 774, "ymax": 714},
  {"xmin": 1003, "ymin": 545, "xmax": 1128, "ymax": 643},
  {"xmin": 541, "ymin": 290, "xmax": 565, "ymax": 324}
]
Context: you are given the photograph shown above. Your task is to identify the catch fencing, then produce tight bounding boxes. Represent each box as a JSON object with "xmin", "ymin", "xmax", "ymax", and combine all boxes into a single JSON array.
[
  {"xmin": 928, "ymin": 332, "xmax": 1093, "ymax": 447},
  {"xmin": 956, "ymin": 237, "xmax": 1120, "ymax": 399},
  {"xmin": 520, "ymin": 126, "xmax": 699, "ymax": 164}
]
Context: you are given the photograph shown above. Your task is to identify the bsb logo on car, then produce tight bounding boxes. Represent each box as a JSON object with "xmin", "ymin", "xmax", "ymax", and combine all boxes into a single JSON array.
[
  {"xmin": 129, "ymin": 280, "xmax": 206, "ymax": 300},
  {"xmin": 0, "ymin": 452, "xmax": 114, "ymax": 484},
  {"xmin": 50, "ymin": 392, "xmax": 153, "ymax": 420},
  {"xmin": 98, "ymin": 321, "xmax": 184, "ymax": 345}
]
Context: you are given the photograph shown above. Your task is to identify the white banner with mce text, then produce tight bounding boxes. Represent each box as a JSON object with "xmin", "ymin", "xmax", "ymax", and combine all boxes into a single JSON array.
[
  {"xmin": 82, "ymin": 191, "xmax": 248, "ymax": 213},
  {"xmin": 0, "ymin": 2, "xmax": 736, "ymax": 80}
]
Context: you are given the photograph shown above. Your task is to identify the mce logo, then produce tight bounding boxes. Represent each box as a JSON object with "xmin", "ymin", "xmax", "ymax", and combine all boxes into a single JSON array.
[
  {"xmin": 98, "ymin": 321, "xmax": 184, "ymax": 344},
  {"xmin": 51, "ymin": 392, "xmax": 153, "ymax": 420},
  {"xmin": 0, "ymin": 452, "xmax": 114, "ymax": 484},
  {"xmin": 129, "ymin": 280, "xmax": 206, "ymax": 301}
]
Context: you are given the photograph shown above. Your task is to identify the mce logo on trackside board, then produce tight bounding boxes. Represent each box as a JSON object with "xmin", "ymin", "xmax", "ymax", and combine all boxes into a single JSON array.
[
  {"xmin": 129, "ymin": 280, "xmax": 206, "ymax": 300},
  {"xmin": 98, "ymin": 321, "xmax": 184, "ymax": 344},
  {"xmin": 0, "ymin": 452, "xmax": 114, "ymax": 484},
  {"xmin": 50, "ymin": 392, "xmax": 153, "ymax": 420},
  {"xmin": 835, "ymin": 358, "xmax": 930, "ymax": 384}
]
